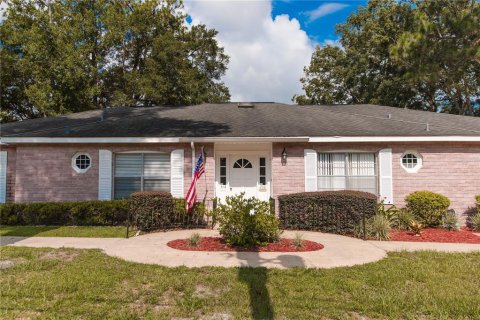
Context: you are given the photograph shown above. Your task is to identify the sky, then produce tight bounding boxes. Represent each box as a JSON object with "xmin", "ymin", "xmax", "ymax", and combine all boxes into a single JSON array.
[{"xmin": 184, "ymin": 0, "xmax": 368, "ymax": 103}]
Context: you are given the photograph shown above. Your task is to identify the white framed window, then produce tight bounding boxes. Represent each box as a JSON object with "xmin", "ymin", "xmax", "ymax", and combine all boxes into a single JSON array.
[
  {"xmin": 317, "ymin": 152, "xmax": 377, "ymax": 194},
  {"xmin": 219, "ymin": 157, "xmax": 227, "ymax": 185},
  {"xmin": 72, "ymin": 152, "xmax": 92, "ymax": 173},
  {"xmin": 114, "ymin": 153, "xmax": 170, "ymax": 199},
  {"xmin": 400, "ymin": 151, "xmax": 422, "ymax": 173}
]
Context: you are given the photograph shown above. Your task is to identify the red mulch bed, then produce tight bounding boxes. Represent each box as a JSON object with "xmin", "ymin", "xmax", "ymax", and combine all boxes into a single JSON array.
[
  {"xmin": 167, "ymin": 237, "xmax": 324, "ymax": 252},
  {"xmin": 389, "ymin": 228, "xmax": 480, "ymax": 244}
]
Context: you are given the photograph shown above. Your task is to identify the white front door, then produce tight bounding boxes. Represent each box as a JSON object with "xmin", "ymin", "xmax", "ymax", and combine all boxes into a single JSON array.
[{"xmin": 216, "ymin": 153, "xmax": 270, "ymax": 202}]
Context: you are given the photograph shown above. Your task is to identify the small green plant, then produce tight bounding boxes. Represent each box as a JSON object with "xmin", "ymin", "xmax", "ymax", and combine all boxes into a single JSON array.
[
  {"xmin": 216, "ymin": 193, "xmax": 280, "ymax": 246},
  {"xmin": 392, "ymin": 209, "xmax": 415, "ymax": 230},
  {"xmin": 292, "ymin": 233, "xmax": 304, "ymax": 249},
  {"xmin": 356, "ymin": 214, "xmax": 391, "ymax": 240},
  {"xmin": 442, "ymin": 210, "xmax": 459, "ymax": 231},
  {"xmin": 188, "ymin": 233, "xmax": 201, "ymax": 246},
  {"xmin": 405, "ymin": 191, "xmax": 450, "ymax": 227},
  {"xmin": 377, "ymin": 201, "xmax": 399, "ymax": 222},
  {"xmin": 471, "ymin": 213, "xmax": 480, "ymax": 231},
  {"xmin": 370, "ymin": 214, "xmax": 391, "ymax": 240}
]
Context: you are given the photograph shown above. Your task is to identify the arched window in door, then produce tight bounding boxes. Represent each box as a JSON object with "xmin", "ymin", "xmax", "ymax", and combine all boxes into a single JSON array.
[{"xmin": 233, "ymin": 159, "xmax": 252, "ymax": 168}]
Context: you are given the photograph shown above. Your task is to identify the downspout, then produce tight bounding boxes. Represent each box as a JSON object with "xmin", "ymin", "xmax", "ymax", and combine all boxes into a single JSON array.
[{"xmin": 190, "ymin": 141, "xmax": 195, "ymax": 177}]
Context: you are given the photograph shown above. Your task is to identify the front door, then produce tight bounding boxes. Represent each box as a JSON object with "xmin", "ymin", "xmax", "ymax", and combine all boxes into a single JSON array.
[{"xmin": 216, "ymin": 154, "xmax": 270, "ymax": 202}]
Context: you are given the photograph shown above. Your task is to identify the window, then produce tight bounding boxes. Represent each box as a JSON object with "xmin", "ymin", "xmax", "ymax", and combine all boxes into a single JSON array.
[
  {"xmin": 318, "ymin": 153, "xmax": 376, "ymax": 194},
  {"xmin": 114, "ymin": 153, "xmax": 170, "ymax": 199},
  {"xmin": 233, "ymin": 158, "xmax": 252, "ymax": 168},
  {"xmin": 219, "ymin": 157, "xmax": 227, "ymax": 185},
  {"xmin": 401, "ymin": 151, "xmax": 422, "ymax": 173},
  {"xmin": 72, "ymin": 152, "xmax": 91, "ymax": 173},
  {"xmin": 259, "ymin": 157, "xmax": 266, "ymax": 185}
]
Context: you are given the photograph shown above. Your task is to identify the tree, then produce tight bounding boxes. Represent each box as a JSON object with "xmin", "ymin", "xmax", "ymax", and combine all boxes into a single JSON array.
[
  {"xmin": 294, "ymin": 0, "xmax": 480, "ymax": 116},
  {"xmin": 0, "ymin": 0, "xmax": 230, "ymax": 122}
]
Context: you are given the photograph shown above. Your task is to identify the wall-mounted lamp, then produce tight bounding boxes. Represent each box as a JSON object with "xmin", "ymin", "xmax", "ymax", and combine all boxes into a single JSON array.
[{"xmin": 281, "ymin": 148, "xmax": 288, "ymax": 166}]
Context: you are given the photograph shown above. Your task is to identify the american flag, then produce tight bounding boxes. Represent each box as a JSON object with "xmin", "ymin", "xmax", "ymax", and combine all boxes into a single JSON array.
[{"xmin": 185, "ymin": 148, "xmax": 205, "ymax": 211}]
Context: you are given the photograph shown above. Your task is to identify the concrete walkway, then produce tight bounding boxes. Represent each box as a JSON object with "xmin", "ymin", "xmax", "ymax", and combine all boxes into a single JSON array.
[{"xmin": 2, "ymin": 230, "xmax": 479, "ymax": 269}]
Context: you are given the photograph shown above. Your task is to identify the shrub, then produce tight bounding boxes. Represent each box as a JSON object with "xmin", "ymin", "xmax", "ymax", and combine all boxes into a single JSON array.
[
  {"xmin": 0, "ymin": 200, "xmax": 128, "ymax": 226},
  {"xmin": 129, "ymin": 192, "xmax": 207, "ymax": 231},
  {"xmin": 392, "ymin": 209, "xmax": 416, "ymax": 230},
  {"xmin": 405, "ymin": 191, "xmax": 450, "ymax": 227},
  {"xmin": 216, "ymin": 193, "xmax": 280, "ymax": 246},
  {"xmin": 476, "ymin": 195, "xmax": 480, "ymax": 214},
  {"xmin": 471, "ymin": 213, "xmax": 480, "ymax": 231},
  {"xmin": 358, "ymin": 214, "xmax": 391, "ymax": 241},
  {"xmin": 278, "ymin": 191, "xmax": 377, "ymax": 235},
  {"xmin": 442, "ymin": 210, "xmax": 459, "ymax": 231},
  {"xmin": 188, "ymin": 233, "xmax": 201, "ymax": 246},
  {"xmin": 292, "ymin": 233, "xmax": 304, "ymax": 249}
]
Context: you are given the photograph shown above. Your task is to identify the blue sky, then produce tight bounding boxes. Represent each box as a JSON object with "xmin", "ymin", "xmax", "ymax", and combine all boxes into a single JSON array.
[
  {"xmin": 185, "ymin": 1, "xmax": 368, "ymax": 103},
  {"xmin": 271, "ymin": 1, "xmax": 367, "ymax": 44}
]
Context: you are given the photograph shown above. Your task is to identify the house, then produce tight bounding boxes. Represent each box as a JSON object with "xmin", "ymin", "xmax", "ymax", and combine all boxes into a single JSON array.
[{"xmin": 1, "ymin": 103, "xmax": 479, "ymax": 221}]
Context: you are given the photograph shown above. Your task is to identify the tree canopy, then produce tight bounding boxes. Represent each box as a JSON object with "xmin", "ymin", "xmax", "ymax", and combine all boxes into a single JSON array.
[
  {"xmin": 294, "ymin": 0, "xmax": 480, "ymax": 116},
  {"xmin": 0, "ymin": 0, "xmax": 230, "ymax": 122}
]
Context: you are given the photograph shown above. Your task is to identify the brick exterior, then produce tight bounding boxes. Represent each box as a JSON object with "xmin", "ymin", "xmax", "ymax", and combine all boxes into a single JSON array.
[
  {"xmin": 7, "ymin": 143, "xmax": 214, "ymax": 203},
  {"xmin": 272, "ymin": 142, "xmax": 480, "ymax": 220},
  {"xmin": 4, "ymin": 141, "xmax": 479, "ymax": 222}
]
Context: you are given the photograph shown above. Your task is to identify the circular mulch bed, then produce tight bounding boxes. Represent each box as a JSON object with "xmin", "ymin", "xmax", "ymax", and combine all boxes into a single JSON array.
[
  {"xmin": 389, "ymin": 228, "xmax": 480, "ymax": 244},
  {"xmin": 167, "ymin": 237, "xmax": 324, "ymax": 252}
]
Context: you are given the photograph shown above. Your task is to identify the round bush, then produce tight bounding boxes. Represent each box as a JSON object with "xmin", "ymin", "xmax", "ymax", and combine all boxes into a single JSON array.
[
  {"xmin": 216, "ymin": 193, "xmax": 280, "ymax": 246},
  {"xmin": 405, "ymin": 191, "xmax": 450, "ymax": 227}
]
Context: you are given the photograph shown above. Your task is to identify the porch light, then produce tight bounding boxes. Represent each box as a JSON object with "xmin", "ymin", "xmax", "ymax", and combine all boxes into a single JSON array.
[{"xmin": 281, "ymin": 148, "xmax": 287, "ymax": 166}]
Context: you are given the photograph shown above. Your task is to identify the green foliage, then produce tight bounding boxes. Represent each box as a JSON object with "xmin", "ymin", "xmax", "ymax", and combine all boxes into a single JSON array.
[
  {"xmin": 278, "ymin": 191, "xmax": 377, "ymax": 235},
  {"xmin": 129, "ymin": 192, "xmax": 206, "ymax": 231},
  {"xmin": 294, "ymin": 0, "xmax": 480, "ymax": 116},
  {"xmin": 405, "ymin": 191, "xmax": 451, "ymax": 227},
  {"xmin": 0, "ymin": 0, "xmax": 230, "ymax": 122},
  {"xmin": 476, "ymin": 195, "xmax": 480, "ymax": 214},
  {"xmin": 471, "ymin": 213, "xmax": 480, "ymax": 232},
  {"xmin": 442, "ymin": 210, "xmax": 459, "ymax": 231},
  {"xmin": 292, "ymin": 233, "xmax": 304, "ymax": 249},
  {"xmin": 392, "ymin": 208, "xmax": 416, "ymax": 230},
  {"xmin": 368, "ymin": 214, "xmax": 391, "ymax": 241},
  {"xmin": 216, "ymin": 193, "xmax": 280, "ymax": 246},
  {"xmin": 188, "ymin": 233, "xmax": 201, "ymax": 247},
  {"xmin": 0, "ymin": 200, "xmax": 128, "ymax": 226}
]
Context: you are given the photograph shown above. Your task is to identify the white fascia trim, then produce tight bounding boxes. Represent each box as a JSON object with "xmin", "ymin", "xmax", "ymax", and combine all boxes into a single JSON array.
[
  {"xmin": 308, "ymin": 136, "xmax": 480, "ymax": 142},
  {"xmin": 2, "ymin": 135, "xmax": 480, "ymax": 144},
  {"xmin": 0, "ymin": 137, "xmax": 310, "ymax": 144}
]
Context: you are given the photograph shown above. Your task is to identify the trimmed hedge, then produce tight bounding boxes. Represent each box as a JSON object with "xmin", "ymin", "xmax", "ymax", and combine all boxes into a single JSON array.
[
  {"xmin": 278, "ymin": 191, "xmax": 377, "ymax": 235},
  {"xmin": 129, "ymin": 192, "xmax": 206, "ymax": 231},
  {"xmin": 0, "ymin": 200, "xmax": 129, "ymax": 226}
]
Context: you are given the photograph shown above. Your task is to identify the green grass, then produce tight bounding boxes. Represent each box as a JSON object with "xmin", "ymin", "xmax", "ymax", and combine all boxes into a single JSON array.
[
  {"xmin": 0, "ymin": 226, "xmax": 133, "ymax": 238},
  {"xmin": 1, "ymin": 247, "xmax": 479, "ymax": 319}
]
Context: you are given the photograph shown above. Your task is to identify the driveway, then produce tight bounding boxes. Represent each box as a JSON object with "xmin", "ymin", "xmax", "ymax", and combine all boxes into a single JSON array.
[{"xmin": 2, "ymin": 229, "xmax": 479, "ymax": 269}]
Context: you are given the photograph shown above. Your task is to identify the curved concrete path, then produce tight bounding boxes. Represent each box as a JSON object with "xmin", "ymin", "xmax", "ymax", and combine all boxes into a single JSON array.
[{"xmin": 2, "ymin": 230, "xmax": 479, "ymax": 269}]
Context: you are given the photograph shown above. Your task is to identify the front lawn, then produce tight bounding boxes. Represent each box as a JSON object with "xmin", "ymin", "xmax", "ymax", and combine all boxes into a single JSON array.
[
  {"xmin": 1, "ymin": 247, "xmax": 479, "ymax": 319},
  {"xmin": 0, "ymin": 226, "xmax": 132, "ymax": 238}
]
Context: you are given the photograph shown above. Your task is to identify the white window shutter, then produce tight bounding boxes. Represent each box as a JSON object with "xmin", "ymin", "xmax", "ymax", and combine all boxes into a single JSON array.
[
  {"xmin": 378, "ymin": 148, "xmax": 393, "ymax": 204},
  {"xmin": 0, "ymin": 151, "xmax": 7, "ymax": 203},
  {"xmin": 170, "ymin": 149, "xmax": 184, "ymax": 197},
  {"xmin": 98, "ymin": 150, "xmax": 112, "ymax": 200},
  {"xmin": 304, "ymin": 149, "xmax": 317, "ymax": 192}
]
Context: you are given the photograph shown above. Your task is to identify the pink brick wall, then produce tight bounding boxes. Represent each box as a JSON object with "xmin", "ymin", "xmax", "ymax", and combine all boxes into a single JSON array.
[
  {"xmin": 10, "ymin": 143, "xmax": 215, "ymax": 202},
  {"xmin": 272, "ymin": 142, "xmax": 480, "ymax": 218},
  {"xmin": 6, "ymin": 141, "xmax": 479, "ymax": 221}
]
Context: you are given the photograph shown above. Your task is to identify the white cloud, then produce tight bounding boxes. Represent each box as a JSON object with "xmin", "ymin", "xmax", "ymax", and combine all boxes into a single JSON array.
[
  {"xmin": 185, "ymin": 0, "xmax": 315, "ymax": 103},
  {"xmin": 305, "ymin": 3, "xmax": 349, "ymax": 22}
]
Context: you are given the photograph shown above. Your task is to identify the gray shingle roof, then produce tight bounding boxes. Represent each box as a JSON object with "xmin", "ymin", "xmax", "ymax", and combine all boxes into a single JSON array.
[{"xmin": 1, "ymin": 103, "xmax": 480, "ymax": 138}]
